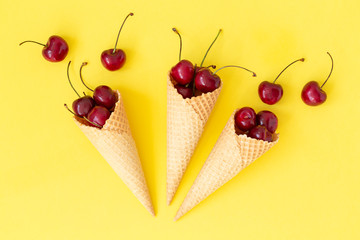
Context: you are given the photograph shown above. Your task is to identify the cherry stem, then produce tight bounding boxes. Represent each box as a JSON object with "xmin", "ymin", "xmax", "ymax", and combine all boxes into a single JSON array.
[
  {"xmin": 79, "ymin": 62, "xmax": 94, "ymax": 92},
  {"xmin": 112, "ymin": 12, "xmax": 134, "ymax": 54},
  {"xmin": 64, "ymin": 104, "xmax": 102, "ymax": 128},
  {"xmin": 321, "ymin": 52, "xmax": 333, "ymax": 89},
  {"xmin": 67, "ymin": 61, "xmax": 80, "ymax": 97},
  {"xmin": 207, "ymin": 65, "xmax": 216, "ymax": 69},
  {"xmin": 172, "ymin": 28, "xmax": 182, "ymax": 62},
  {"xmin": 273, "ymin": 58, "xmax": 305, "ymax": 83},
  {"xmin": 213, "ymin": 65, "xmax": 256, "ymax": 77},
  {"xmin": 19, "ymin": 40, "xmax": 46, "ymax": 47},
  {"xmin": 200, "ymin": 29, "xmax": 222, "ymax": 67}
]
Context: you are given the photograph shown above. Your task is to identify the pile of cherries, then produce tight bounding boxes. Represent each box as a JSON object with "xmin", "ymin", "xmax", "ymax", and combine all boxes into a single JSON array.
[
  {"xmin": 64, "ymin": 61, "xmax": 117, "ymax": 128},
  {"xmin": 234, "ymin": 107, "xmax": 278, "ymax": 142},
  {"xmin": 170, "ymin": 28, "xmax": 256, "ymax": 99}
]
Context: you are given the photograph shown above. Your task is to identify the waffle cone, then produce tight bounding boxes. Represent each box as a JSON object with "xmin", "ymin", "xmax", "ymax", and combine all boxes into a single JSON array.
[
  {"xmin": 74, "ymin": 91, "xmax": 154, "ymax": 216},
  {"xmin": 167, "ymin": 75, "xmax": 222, "ymax": 205},
  {"xmin": 175, "ymin": 110, "xmax": 279, "ymax": 220}
]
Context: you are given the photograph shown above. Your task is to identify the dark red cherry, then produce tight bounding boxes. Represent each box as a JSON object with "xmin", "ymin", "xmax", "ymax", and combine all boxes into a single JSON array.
[
  {"xmin": 302, "ymin": 52, "xmax": 333, "ymax": 106},
  {"xmin": 234, "ymin": 107, "xmax": 256, "ymax": 131},
  {"xmin": 170, "ymin": 60, "xmax": 194, "ymax": 85},
  {"xmin": 248, "ymin": 126, "xmax": 273, "ymax": 142},
  {"xmin": 101, "ymin": 13, "xmax": 133, "ymax": 71},
  {"xmin": 258, "ymin": 81, "xmax": 283, "ymax": 105},
  {"xmin": 174, "ymin": 84, "xmax": 193, "ymax": 99},
  {"xmin": 256, "ymin": 111, "xmax": 278, "ymax": 133},
  {"xmin": 259, "ymin": 58, "xmax": 304, "ymax": 105},
  {"xmin": 72, "ymin": 96, "xmax": 96, "ymax": 117},
  {"xmin": 19, "ymin": 35, "xmax": 69, "ymax": 62},
  {"xmin": 87, "ymin": 106, "xmax": 111, "ymax": 128},
  {"xmin": 101, "ymin": 49, "xmax": 126, "ymax": 71},
  {"xmin": 93, "ymin": 85, "xmax": 117, "ymax": 110},
  {"xmin": 301, "ymin": 81, "xmax": 327, "ymax": 106},
  {"xmin": 194, "ymin": 68, "xmax": 221, "ymax": 93}
]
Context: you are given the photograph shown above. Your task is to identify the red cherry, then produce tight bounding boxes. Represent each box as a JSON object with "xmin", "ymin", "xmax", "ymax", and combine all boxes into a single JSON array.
[
  {"xmin": 93, "ymin": 85, "xmax": 117, "ymax": 110},
  {"xmin": 256, "ymin": 111, "xmax": 278, "ymax": 133},
  {"xmin": 19, "ymin": 35, "xmax": 69, "ymax": 62},
  {"xmin": 248, "ymin": 125, "xmax": 273, "ymax": 142},
  {"xmin": 101, "ymin": 49, "xmax": 126, "ymax": 71},
  {"xmin": 87, "ymin": 106, "xmax": 111, "ymax": 128},
  {"xmin": 72, "ymin": 96, "xmax": 96, "ymax": 117},
  {"xmin": 174, "ymin": 84, "xmax": 193, "ymax": 99},
  {"xmin": 170, "ymin": 60, "xmax": 195, "ymax": 85},
  {"xmin": 301, "ymin": 81, "xmax": 327, "ymax": 106},
  {"xmin": 258, "ymin": 81, "xmax": 283, "ymax": 105},
  {"xmin": 194, "ymin": 68, "xmax": 221, "ymax": 93},
  {"xmin": 101, "ymin": 13, "xmax": 133, "ymax": 71},
  {"xmin": 259, "ymin": 58, "xmax": 304, "ymax": 105},
  {"xmin": 302, "ymin": 52, "xmax": 333, "ymax": 106},
  {"xmin": 234, "ymin": 107, "xmax": 256, "ymax": 131}
]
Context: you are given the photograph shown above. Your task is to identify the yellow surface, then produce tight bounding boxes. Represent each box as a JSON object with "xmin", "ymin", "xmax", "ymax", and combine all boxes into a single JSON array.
[{"xmin": 1, "ymin": 0, "xmax": 359, "ymax": 239}]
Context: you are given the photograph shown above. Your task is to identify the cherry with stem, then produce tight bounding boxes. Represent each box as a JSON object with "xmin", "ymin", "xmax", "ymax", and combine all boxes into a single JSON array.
[
  {"xmin": 195, "ymin": 64, "xmax": 256, "ymax": 93},
  {"xmin": 301, "ymin": 52, "xmax": 333, "ymax": 106},
  {"xmin": 101, "ymin": 12, "xmax": 134, "ymax": 71},
  {"xmin": 258, "ymin": 58, "xmax": 305, "ymax": 105},
  {"xmin": 170, "ymin": 28, "xmax": 195, "ymax": 85},
  {"xmin": 19, "ymin": 35, "xmax": 69, "ymax": 62}
]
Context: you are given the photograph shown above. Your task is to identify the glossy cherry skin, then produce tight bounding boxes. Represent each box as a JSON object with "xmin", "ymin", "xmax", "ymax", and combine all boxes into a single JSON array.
[
  {"xmin": 87, "ymin": 106, "xmax": 111, "ymax": 128},
  {"xmin": 72, "ymin": 96, "xmax": 96, "ymax": 117},
  {"xmin": 175, "ymin": 84, "xmax": 193, "ymax": 99},
  {"xmin": 301, "ymin": 81, "xmax": 327, "ymax": 106},
  {"xmin": 194, "ymin": 68, "xmax": 221, "ymax": 93},
  {"xmin": 101, "ymin": 49, "xmax": 126, "ymax": 71},
  {"xmin": 248, "ymin": 125, "xmax": 273, "ymax": 142},
  {"xmin": 170, "ymin": 60, "xmax": 194, "ymax": 85},
  {"xmin": 93, "ymin": 85, "xmax": 117, "ymax": 110},
  {"xmin": 256, "ymin": 111, "xmax": 278, "ymax": 133},
  {"xmin": 234, "ymin": 107, "xmax": 256, "ymax": 131},
  {"xmin": 258, "ymin": 81, "xmax": 283, "ymax": 105},
  {"xmin": 42, "ymin": 35, "xmax": 69, "ymax": 62}
]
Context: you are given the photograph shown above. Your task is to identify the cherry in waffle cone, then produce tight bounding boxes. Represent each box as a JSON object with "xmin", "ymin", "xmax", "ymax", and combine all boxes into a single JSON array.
[
  {"xmin": 167, "ymin": 75, "xmax": 222, "ymax": 205},
  {"xmin": 74, "ymin": 91, "xmax": 154, "ymax": 216},
  {"xmin": 175, "ymin": 110, "xmax": 279, "ymax": 220}
]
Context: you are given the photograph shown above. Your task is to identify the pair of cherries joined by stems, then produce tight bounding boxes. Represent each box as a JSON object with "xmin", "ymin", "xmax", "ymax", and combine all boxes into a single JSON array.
[
  {"xmin": 19, "ymin": 13, "xmax": 134, "ymax": 71},
  {"xmin": 64, "ymin": 61, "xmax": 117, "ymax": 128},
  {"xmin": 170, "ymin": 28, "xmax": 256, "ymax": 99},
  {"xmin": 235, "ymin": 107, "xmax": 278, "ymax": 142},
  {"xmin": 258, "ymin": 52, "xmax": 334, "ymax": 106}
]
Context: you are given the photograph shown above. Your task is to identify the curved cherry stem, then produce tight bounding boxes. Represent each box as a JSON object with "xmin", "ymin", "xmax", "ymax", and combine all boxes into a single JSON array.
[
  {"xmin": 321, "ymin": 52, "xmax": 333, "ymax": 89},
  {"xmin": 213, "ymin": 65, "xmax": 256, "ymax": 77},
  {"xmin": 19, "ymin": 40, "xmax": 46, "ymax": 47},
  {"xmin": 67, "ymin": 61, "xmax": 80, "ymax": 97},
  {"xmin": 207, "ymin": 65, "xmax": 216, "ymax": 69},
  {"xmin": 200, "ymin": 29, "xmax": 222, "ymax": 67},
  {"xmin": 112, "ymin": 12, "xmax": 134, "ymax": 54},
  {"xmin": 172, "ymin": 28, "xmax": 182, "ymax": 62},
  {"xmin": 273, "ymin": 58, "xmax": 305, "ymax": 83},
  {"xmin": 79, "ymin": 62, "xmax": 94, "ymax": 92},
  {"xmin": 64, "ymin": 104, "xmax": 102, "ymax": 128}
]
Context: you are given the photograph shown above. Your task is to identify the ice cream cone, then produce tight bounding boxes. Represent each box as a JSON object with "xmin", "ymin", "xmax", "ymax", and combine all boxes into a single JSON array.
[
  {"xmin": 167, "ymin": 75, "xmax": 222, "ymax": 205},
  {"xmin": 175, "ymin": 110, "xmax": 279, "ymax": 220},
  {"xmin": 74, "ymin": 90, "xmax": 154, "ymax": 216}
]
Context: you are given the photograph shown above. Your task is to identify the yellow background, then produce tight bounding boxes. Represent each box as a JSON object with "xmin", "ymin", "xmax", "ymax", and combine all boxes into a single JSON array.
[{"xmin": 1, "ymin": 0, "xmax": 359, "ymax": 239}]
